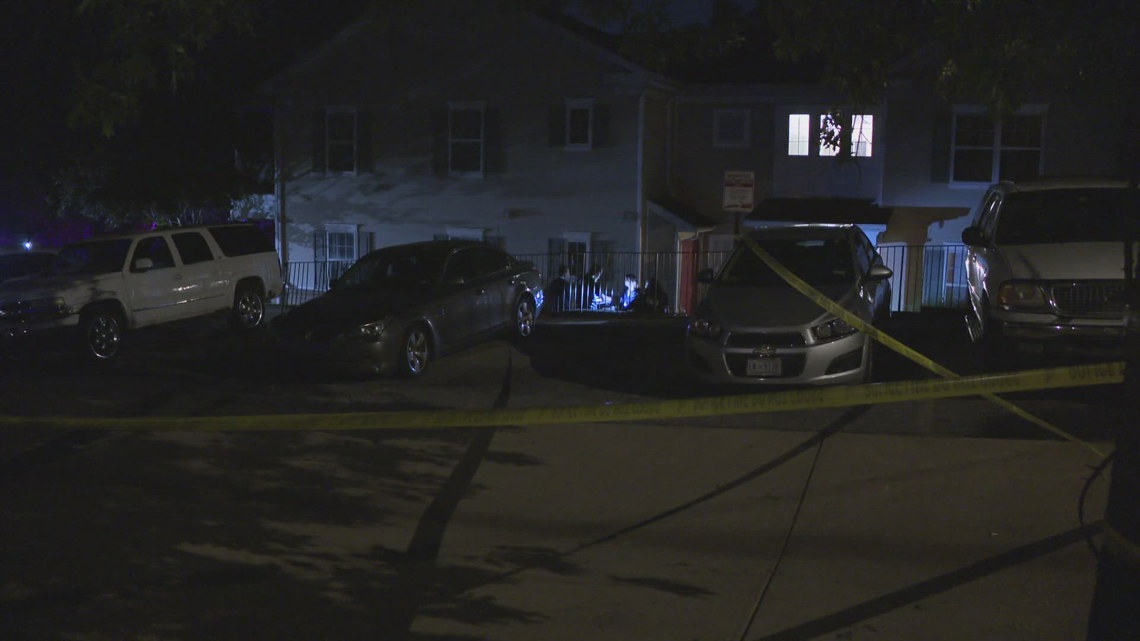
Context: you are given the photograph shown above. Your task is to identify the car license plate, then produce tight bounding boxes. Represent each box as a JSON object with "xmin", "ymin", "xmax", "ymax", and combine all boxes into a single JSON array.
[{"xmin": 746, "ymin": 357, "xmax": 781, "ymax": 377}]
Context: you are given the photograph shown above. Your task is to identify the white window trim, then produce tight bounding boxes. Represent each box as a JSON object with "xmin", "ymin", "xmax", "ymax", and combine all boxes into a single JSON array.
[
  {"xmin": 325, "ymin": 107, "xmax": 357, "ymax": 174},
  {"xmin": 713, "ymin": 108, "xmax": 751, "ymax": 148},
  {"xmin": 324, "ymin": 223, "xmax": 358, "ymax": 263},
  {"xmin": 949, "ymin": 104, "xmax": 1047, "ymax": 186},
  {"xmin": 564, "ymin": 98, "xmax": 595, "ymax": 150},
  {"xmin": 787, "ymin": 113, "xmax": 810, "ymax": 156},
  {"xmin": 448, "ymin": 100, "xmax": 485, "ymax": 178}
]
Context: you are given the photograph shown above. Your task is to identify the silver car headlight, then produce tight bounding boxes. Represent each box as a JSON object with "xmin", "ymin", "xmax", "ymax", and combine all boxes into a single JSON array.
[
  {"xmin": 998, "ymin": 282, "xmax": 1049, "ymax": 311},
  {"xmin": 347, "ymin": 319, "xmax": 388, "ymax": 343},
  {"xmin": 689, "ymin": 317, "xmax": 723, "ymax": 340},
  {"xmin": 811, "ymin": 317, "xmax": 857, "ymax": 342}
]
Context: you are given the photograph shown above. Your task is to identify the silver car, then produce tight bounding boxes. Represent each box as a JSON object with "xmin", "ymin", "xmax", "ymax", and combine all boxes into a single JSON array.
[
  {"xmin": 271, "ymin": 240, "xmax": 544, "ymax": 378},
  {"xmin": 686, "ymin": 225, "xmax": 892, "ymax": 385}
]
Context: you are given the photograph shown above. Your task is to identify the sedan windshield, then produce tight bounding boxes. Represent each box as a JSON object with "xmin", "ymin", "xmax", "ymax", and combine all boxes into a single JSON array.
[
  {"xmin": 336, "ymin": 250, "xmax": 444, "ymax": 291},
  {"xmin": 996, "ymin": 188, "xmax": 1140, "ymax": 244},
  {"xmin": 717, "ymin": 236, "xmax": 855, "ymax": 287},
  {"xmin": 52, "ymin": 239, "xmax": 132, "ymax": 275}
]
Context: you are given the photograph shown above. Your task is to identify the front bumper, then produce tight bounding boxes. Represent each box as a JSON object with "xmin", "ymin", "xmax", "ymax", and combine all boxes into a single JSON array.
[
  {"xmin": 994, "ymin": 311, "xmax": 1127, "ymax": 355},
  {"xmin": 685, "ymin": 330, "xmax": 869, "ymax": 385}
]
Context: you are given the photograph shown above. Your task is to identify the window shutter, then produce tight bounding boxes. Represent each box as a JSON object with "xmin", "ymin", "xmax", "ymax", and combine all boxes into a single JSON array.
[
  {"xmin": 484, "ymin": 107, "xmax": 504, "ymax": 174},
  {"xmin": 930, "ymin": 109, "xmax": 952, "ymax": 183},
  {"xmin": 430, "ymin": 110, "xmax": 448, "ymax": 176},
  {"xmin": 357, "ymin": 230, "xmax": 374, "ymax": 257},
  {"xmin": 593, "ymin": 105, "xmax": 610, "ymax": 147},
  {"xmin": 356, "ymin": 110, "xmax": 373, "ymax": 173},
  {"xmin": 314, "ymin": 227, "xmax": 328, "ymax": 288},
  {"xmin": 312, "ymin": 110, "xmax": 326, "ymax": 174},
  {"xmin": 549, "ymin": 106, "xmax": 565, "ymax": 146}
]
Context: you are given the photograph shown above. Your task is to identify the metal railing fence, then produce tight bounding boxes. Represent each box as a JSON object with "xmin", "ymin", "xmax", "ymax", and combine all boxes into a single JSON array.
[{"xmin": 275, "ymin": 244, "xmax": 969, "ymax": 314}]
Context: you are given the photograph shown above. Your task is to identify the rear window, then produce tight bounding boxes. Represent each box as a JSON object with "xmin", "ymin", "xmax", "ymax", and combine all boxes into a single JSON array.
[
  {"xmin": 207, "ymin": 225, "xmax": 275, "ymax": 257},
  {"xmin": 717, "ymin": 236, "xmax": 855, "ymax": 287},
  {"xmin": 996, "ymin": 188, "xmax": 1140, "ymax": 244}
]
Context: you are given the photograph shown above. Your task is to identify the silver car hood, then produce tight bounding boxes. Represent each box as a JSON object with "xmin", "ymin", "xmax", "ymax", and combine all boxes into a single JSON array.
[
  {"xmin": 701, "ymin": 282, "xmax": 856, "ymax": 329},
  {"xmin": 997, "ymin": 242, "xmax": 1135, "ymax": 280}
]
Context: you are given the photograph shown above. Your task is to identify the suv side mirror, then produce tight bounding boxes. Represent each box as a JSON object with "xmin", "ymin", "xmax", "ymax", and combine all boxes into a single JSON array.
[
  {"xmin": 133, "ymin": 257, "xmax": 154, "ymax": 272},
  {"xmin": 961, "ymin": 226, "xmax": 985, "ymax": 246},
  {"xmin": 865, "ymin": 264, "xmax": 893, "ymax": 281}
]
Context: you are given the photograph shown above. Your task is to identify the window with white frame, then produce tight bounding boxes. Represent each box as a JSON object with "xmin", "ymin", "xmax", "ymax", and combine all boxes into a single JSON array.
[
  {"xmin": 818, "ymin": 113, "xmax": 874, "ymax": 157},
  {"xmin": 788, "ymin": 114, "xmax": 810, "ymax": 156},
  {"xmin": 714, "ymin": 109, "xmax": 750, "ymax": 148},
  {"xmin": 566, "ymin": 99, "xmax": 594, "ymax": 148},
  {"xmin": 449, "ymin": 102, "xmax": 484, "ymax": 175},
  {"xmin": 951, "ymin": 107, "xmax": 1045, "ymax": 183},
  {"xmin": 325, "ymin": 223, "xmax": 357, "ymax": 264},
  {"xmin": 326, "ymin": 109, "xmax": 357, "ymax": 172}
]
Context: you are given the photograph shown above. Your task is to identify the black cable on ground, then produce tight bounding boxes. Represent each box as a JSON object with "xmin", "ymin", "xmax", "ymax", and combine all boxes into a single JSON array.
[
  {"xmin": 1080, "ymin": 450, "xmax": 1116, "ymax": 560},
  {"xmin": 736, "ymin": 433, "xmax": 829, "ymax": 641}
]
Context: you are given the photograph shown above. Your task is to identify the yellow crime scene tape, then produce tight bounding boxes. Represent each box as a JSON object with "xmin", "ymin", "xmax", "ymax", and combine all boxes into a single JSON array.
[
  {"xmin": 738, "ymin": 234, "xmax": 1115, "ymax": 457},
  {"xmin": 0, "ymin": 362, "xmax": 1124, "ymax": 432}
]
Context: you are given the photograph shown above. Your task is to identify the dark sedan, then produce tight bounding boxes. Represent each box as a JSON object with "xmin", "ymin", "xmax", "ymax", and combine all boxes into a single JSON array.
[{"xmin": 271, "ymin": 240, "xmax": 544, "ymax": 377}]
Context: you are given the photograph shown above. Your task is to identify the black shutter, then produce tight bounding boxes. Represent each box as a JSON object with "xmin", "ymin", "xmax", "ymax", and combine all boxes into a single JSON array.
[
  {"xmin": 357, "ymin": 230, "xmax": 374, "ymax": 258},
  {"xmin": 549, "ymin": 105, "xmax": 565, "ymax": 146},
  {"xmin": 483, "ymin": 107, "xmax": 504, "ymax": 174},
  {"xmin": 312, "ymin": 110, "xmax": 326, "ymax": 174},
  {"xmin": 356, "ymin": 110, "xmax": 373, "ymax": 173},
  {"xmin": 930, "ymin": 109, "xmax": 952, "ymax": 183},
  {"xmin": 593, "ymin": 105, "xmax": 610, "ymax": 147},
  {"xmin": 314, "ymin": 227, "xmax": 328, "ymax": 289},
  {"xmin": 430, "ymin": 110, "xmax": 448, "ymax": 176}
]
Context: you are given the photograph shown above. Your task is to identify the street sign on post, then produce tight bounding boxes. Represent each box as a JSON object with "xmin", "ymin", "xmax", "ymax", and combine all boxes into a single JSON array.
[{"xmin": 722, "ymin": 170, "xmax": 755, "ymax": 213}]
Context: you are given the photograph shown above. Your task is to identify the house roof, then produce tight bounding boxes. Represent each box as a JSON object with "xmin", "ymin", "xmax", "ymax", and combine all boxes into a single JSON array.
[
  {"xmin": 648, "ymin": 197, "xmax": 719, "ymax": 231},
  {"xmin": 746, "ymin": 198, "xmax": 892, "ymax": 225}
]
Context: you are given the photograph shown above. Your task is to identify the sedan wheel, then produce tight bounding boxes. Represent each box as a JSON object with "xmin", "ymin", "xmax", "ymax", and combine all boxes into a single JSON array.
[
  {"xmin": 514, "ymin": 295, "xmax": 536, "ymax": 338},
  {"xmin": 399, "ymin": 325, "xmax": 430, "ymax": 378},
  {"xmin": 82, "ymin": 309, "xmax": 123, "ymax": 360}
]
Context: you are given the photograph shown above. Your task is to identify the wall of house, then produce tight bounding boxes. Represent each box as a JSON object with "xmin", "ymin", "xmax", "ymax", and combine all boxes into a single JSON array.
[{"xmin": 265, "ymin": 4, "xmax": 656, "ymax": 275}]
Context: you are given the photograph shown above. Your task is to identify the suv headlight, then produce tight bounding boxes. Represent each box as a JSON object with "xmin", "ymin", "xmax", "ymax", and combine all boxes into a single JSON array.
[
  {"xmin": 689, "ymin": 317, "xmax": 723, "ymax": 341},
  {"xmin": 0, "ymin": 297, "xmax": 69, "ymax": 320},
  {"xmin": 998, "ymin": 282, "xmax": 1049, "ymax": 311},
  {"xmin": 347, "ymin": 319, "xmax": 388, "ymax": 343},
  {"xmin": 811, "ymin": 317, "xmax": 857, "ymax": 342}
]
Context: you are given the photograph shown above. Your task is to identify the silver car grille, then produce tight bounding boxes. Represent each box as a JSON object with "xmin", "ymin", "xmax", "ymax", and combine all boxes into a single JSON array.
[
  {"xmin": 724, "ymin": 331, "xmax": 806, "ymax": 348},
  {"xmin": 1049, "ymin": 281, "xmax": 1125, "ymax": 317}
]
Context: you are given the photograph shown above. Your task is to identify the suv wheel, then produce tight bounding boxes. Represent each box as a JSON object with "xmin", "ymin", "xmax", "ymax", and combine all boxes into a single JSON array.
[
  {"xmin": 80, "ymin": 307, "xmax": 123, "ymax": 360},
  {"xmin": 231, "ymin": 285, "xmax": 265, "ymax": 331}
]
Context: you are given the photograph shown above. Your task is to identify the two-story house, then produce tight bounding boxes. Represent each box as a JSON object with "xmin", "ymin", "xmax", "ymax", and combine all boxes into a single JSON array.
[
  {"xmin": 254, "ymin": 3, "xmax": 1132, "ymax": 314},
  {"xmin": 254, "ymin": 2, "xmax": 700, "ymax": 304}
]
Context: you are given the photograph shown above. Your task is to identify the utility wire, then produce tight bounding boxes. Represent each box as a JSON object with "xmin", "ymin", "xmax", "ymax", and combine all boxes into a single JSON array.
[{"xmin": 737, "ymin": 434, "xmax": 828, "ymax": 641}]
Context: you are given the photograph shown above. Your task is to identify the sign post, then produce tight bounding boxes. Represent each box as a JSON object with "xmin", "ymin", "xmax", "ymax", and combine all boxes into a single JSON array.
[{"xmin": 723, "ymin": 170, "xmax": 755, "ymax": 235}]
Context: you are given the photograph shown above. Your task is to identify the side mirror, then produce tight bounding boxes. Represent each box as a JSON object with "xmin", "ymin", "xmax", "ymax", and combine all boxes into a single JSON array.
[
  {"xmin": 961, "ymin": 226, "xmax": 984, "ymax": 246},
  {"xmin": 865, "ymin": 264, "xmax": 893, "ymax": 281},
  {"xmin": 133, "ymin": 257, "xmax": 154, "ymax": 272},
  {"xmin": 697, "ymin": 268, "xmax": 715, "ymax": 284}
]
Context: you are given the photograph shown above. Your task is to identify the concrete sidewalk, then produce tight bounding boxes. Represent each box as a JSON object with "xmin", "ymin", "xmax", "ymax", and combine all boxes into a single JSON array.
[{"xmin": 408, "ymin": 417, "xmax": 1108, "ymax": 641}]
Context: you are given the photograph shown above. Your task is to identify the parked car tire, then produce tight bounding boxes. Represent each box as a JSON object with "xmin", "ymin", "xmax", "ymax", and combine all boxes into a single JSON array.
[
  {"xmin": 80, "ymin": 305, "xmax": 124, "ymax": 361},
  {"xmin": 513, "ymin": 294, "xmax": 537, "ymax": 338},
  {"xmin": 231, "ymin": 284, "xmax": 265, "ymax": 331},
  {"xmin": 398, "ymin": 324, "xmax": 431, "ymax": 378}
]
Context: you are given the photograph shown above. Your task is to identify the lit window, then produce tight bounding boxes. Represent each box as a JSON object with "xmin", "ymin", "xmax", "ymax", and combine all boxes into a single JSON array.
[
  {"xmin": 714, "ymin": 109, "xmax": 750, "ymax": 148},
  {"xmin": 449, "ymin": 102, "xmax": 484, "ymax": 176},
  {"xmin": 952, "ymin": 108, "xmax": 1044, "ymax": 183},
  {"xmin": 326, "ymin": 110, "xmax": 356, "ymax": 172},
  {"xmin": 788, "ymin": 114, "xmax": 810, "ymax": 156},
  {"xmin": 819, "ymin": 114, "xmax": 841, "ymax": 157},
  {"xmin": 566, "ymin": 100, "xmax": 593, "ymax": 148},
  {"xmin": 851, "ymin": 114, "xmax": 873, "ymax": 157}
]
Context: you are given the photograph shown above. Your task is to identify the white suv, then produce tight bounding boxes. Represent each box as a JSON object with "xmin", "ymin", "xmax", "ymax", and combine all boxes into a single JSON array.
[
  {"xmin": 0, "ymin": 224, "xmax": 283, "ymax": 360},
  {"xmin": 961, "ymin": 178, "xmax": 1138, "ymax": 359}
]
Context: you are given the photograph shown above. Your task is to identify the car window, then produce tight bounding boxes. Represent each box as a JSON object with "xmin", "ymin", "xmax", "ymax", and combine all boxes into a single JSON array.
[
  {"xmin": 473, "ymin": 247, "xmax": 510, "ymax": 277},
  {"xmin": 978, "ymin": 192, "xmax": 1001, "ymax": 238},
  {"xmin": 130, "ymin": 236, "xmax": 175, "ymax": 272},
  {"xmin": 337, "ymin": 250, "xmax": 441, "ymax": 291},
  {"xmin": 172, "ymin": 232, "xmax": 214, "ymax": 265},
  {"xmin": 443, "ymin": 249, "xmax": 480, "ymax": 283},
  {"xmin": 53, "ymin": 239, "xmax": 132, "ymax": 275},
  {"xmin": 852, "ymin": 231, "xmax": 874, "ymax": 274},
  {"xmin": 717, "ymin": 236, "xmax": 855, "ymax": 287},
  {"xmin": 995, "ymin": 188, "xmax": 1139, "ymax": 244},
  {"xmin": 208, "ymin": 225, "xmax": 275, "ymax": 257}
]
